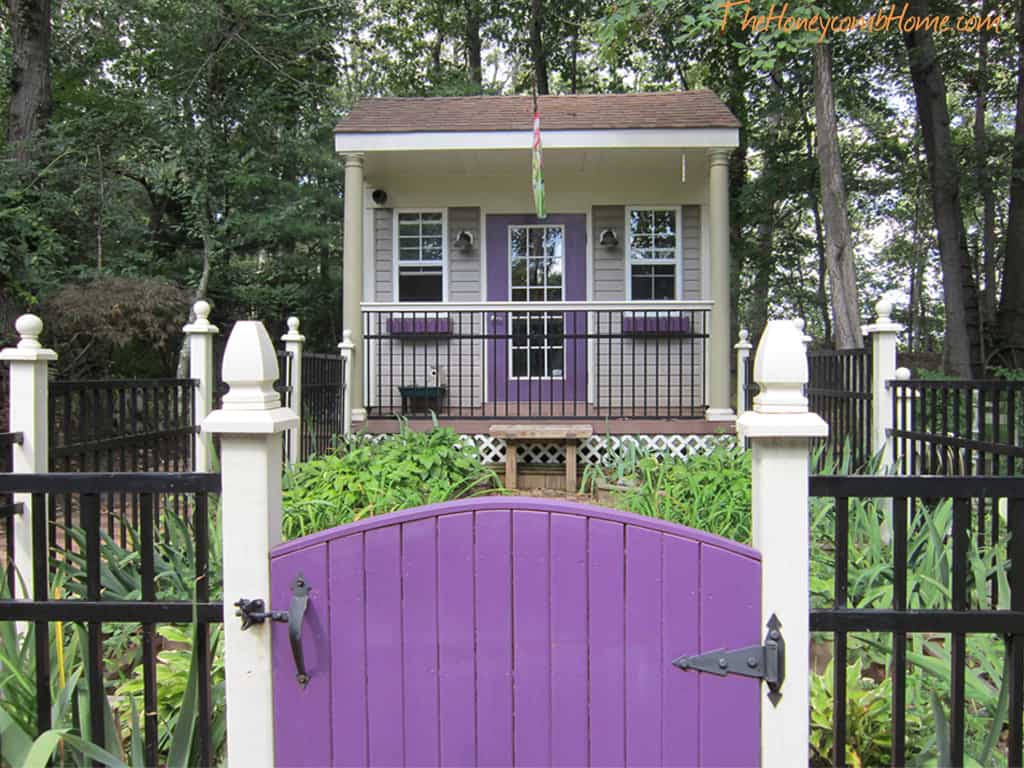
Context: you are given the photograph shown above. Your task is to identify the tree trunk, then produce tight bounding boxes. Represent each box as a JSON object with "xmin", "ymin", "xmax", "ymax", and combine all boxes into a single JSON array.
[
  {"xmin": 813, "ymin": 44, "xmax": 862, "ymax": 350},
  {"xmin": 974, "ymin": 12, "xmax": 997, "ymax": 333},
  {"xmin": 7, "ymin": 0, "xmax": 52, "ymax": 160},
  {"xmin": 998, "ymin": 3, "xmax": 1024, "ymax": 366},
  {"xmin": 465, "ymin": 0, "xmax": 482, "ymax": 89},
  {"xmin": 530, "ymin": 0, "xmax": 548, "ymax": 94},
  {"xmin": 903, "ymin": 0, "xmax": 984, "ymax": 377}
]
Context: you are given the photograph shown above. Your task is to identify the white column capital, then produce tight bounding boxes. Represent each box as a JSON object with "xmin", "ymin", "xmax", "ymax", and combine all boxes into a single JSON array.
[
  {"xmin": 708, "ymin": 147, "xmax": 733, "ymax": 167},
  {"xmin": 343, "ymin": 152, "xmax": 365, "ymax": 168}
]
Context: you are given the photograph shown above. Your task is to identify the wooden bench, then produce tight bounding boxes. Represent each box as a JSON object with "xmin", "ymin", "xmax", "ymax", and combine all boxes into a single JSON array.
[{"xmin": 488, "ymin": 424, "xmax": 594, "ymax": 491}]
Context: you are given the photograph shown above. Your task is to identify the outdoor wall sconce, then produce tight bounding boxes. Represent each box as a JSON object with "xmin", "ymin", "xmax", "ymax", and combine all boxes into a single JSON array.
[
  {"xmin": 453, "ymin": 230, "xmax": 475, "ymax": 250},
  {"xmin": 371, "ymin": 188, "xmax": 388, "ymax": 205},
  {"xmin": 599, "ymin": 228, "xmax": 619, "ymax": 247}
]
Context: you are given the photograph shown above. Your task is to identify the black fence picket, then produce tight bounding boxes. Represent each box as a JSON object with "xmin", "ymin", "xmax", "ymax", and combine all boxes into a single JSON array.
[
  {"xmin": 0, "ymin": 472, "xmax": 222, "ymax": 766},
  {"xmin": 301, "ymin": 352, "xmax": 346, "ymax": 460},
  {"xmin": 810, "ymin": 474, "xmax": 1024, "ymax": 767},
  {"xmin": 807, "ymin": 348, "xmax": 873, "ymax": 469}
]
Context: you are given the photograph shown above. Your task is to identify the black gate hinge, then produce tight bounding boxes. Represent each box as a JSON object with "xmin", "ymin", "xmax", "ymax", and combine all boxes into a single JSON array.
[
  {"xmin": 234, "ymin": 574, "xmax": 312, "ymax": 687},
  {"xmin": 672, "ymin": 614, "xmax": 785, "ymax": 706}
]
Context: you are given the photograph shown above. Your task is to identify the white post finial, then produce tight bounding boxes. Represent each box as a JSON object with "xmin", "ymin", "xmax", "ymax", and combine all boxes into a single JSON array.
[
  {"xmin": 281, "ymin": 316, "xmax": 305, "ymax": 465},
  {"xmin": 793, "ymin": 317, "xmax": 812, "ymax": 346},
  {"xmin": 737, "ymin": 319, "xmax": 826, "ymax": 768},
  {"xmin": 339, "ymin": 329, "xmax": 355, "ymax": 436},
  {"xmin": 183, "ymin": 301, "xmax": 218, "ymax": 472},
  {"xmin": 863, "ymin": 293, "xmax": 903, "ymax": 468},
  {"xmin": 203, "ymin": 321, "xmax": 297, "ymax": 767},
  {"xmin": 735, "ymin": 328, "xmax": 753, "ymax": 417},
  {"xmin": 1, "ymin": 315, "xmax": 57, "ymax": 609}
]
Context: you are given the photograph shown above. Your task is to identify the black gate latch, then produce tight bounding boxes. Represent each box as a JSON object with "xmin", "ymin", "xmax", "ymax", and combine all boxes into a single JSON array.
[
  {"xmin": 234, "ymin": 574, "xmax": 312, "ymax": 687},
  {"xmin": 671, "ymin": 614, "xmax": 785, "ymax": 706}
]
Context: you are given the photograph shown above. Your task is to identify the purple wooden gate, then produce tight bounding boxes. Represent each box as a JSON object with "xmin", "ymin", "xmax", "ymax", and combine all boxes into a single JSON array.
[{"xmin": 270, "ymin": 497, "xmax": 761, "ymax": 767}]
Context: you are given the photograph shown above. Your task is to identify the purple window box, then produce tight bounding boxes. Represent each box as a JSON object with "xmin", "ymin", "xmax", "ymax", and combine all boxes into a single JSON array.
[
  {"xmin": 622, "ymin": 315, "xmax": 692, "ymax": 336},
  {"xmin": 387, "ymin": 317, "xmax": 452, "ymax": 336}
]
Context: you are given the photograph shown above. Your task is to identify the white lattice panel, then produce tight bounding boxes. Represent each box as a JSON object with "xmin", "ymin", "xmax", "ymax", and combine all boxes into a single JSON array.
[{"xmin": 464, "ymin": 433, "xmax": 740, "ymax": 465}]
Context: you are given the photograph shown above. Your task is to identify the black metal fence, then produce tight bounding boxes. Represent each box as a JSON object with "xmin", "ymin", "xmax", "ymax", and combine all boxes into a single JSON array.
[
  {"xmin": 301, "ymin": 352, "xmax": 346, "ymax": 460},
  {"xmin": 889, "ymin": 378, "xmax": 1024, "ymax": 477},
  {"xmin": 363, "ymin": 306, "xmax": 710, "ymax": 420},
  {"xmin": 810, "ymin": 474, "xmax": 1024, "ymax": 767},
  {"xmin": 0, "ymin": 472, "xmax": 222, "ymax": 767},
  {"xmin": 0, "ymin": 429, "xmax": 21, "ymax": 594},
  {"xmin": 807, "ymin": 348, "xmax": 873, "ymax": 469},
  {"xmin": 48, "ymin": 379, "xmax": 197, "ymax": 550}
]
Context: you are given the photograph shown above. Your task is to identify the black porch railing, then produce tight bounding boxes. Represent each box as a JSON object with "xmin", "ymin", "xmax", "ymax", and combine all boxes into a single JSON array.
[
  {"xmin": 0, "ymin": 471, "xmax": 222, "ymax": 767},
  {"xmin": 363, "ymin": 303, "xmax": 710, "ymax": 420},
  {"xmin": 889, "ymin": 378, "xmax": 1024, "ymax": 477},
  {"xmin": 810, "ymin": 474, "xmax": 1024, "ymax": 767},
  {"xmin": 807, "ymin": 348, "xmax": 873, "ymax": 469}
]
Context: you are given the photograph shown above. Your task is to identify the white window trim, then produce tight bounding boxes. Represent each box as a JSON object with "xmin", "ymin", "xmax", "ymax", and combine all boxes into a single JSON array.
[
  {"xmin": 624, "ymin": 206, "xmax": 683, "ymax": 302},
  {"xmin": 507, "ymin": 223, "xmax": 568, "ymax": 381},
  {"xmin": 392, "ymin": 208, "xmax": 448, "ymax": 303}
]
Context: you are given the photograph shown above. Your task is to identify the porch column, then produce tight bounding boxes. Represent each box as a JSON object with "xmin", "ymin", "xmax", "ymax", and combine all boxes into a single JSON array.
[
  {"xmin": 707, "ymin": 147, "xmax": 734, "ymax": 420},
  {"xmin": 342, "ymin": 153, "xmax": 365, "ymax": 422}
]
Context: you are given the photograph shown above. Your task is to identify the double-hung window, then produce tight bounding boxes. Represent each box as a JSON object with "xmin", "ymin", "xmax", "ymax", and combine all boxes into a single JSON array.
[
  {"xmin": 396, "ymin": 211, "xmax": 445, "ymax": 302},
  {"xmin": 628, "ymin": 208, "xmax": 680, "ymax": 301}
]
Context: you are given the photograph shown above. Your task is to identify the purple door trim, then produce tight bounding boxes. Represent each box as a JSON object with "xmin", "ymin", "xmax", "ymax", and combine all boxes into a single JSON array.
[
  {"xmin": 271, "ymin": 497, "xmax": 762, "ymax": 767},
  {"xmin": 485, "ymin": 214, "xmax": 588, "ymax": 402}
]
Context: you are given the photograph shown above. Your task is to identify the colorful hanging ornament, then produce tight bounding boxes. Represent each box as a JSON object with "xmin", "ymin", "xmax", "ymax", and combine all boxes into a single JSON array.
[{"xmin": 531, "ymin": 91, "xmax": 546, "ymax": 220}]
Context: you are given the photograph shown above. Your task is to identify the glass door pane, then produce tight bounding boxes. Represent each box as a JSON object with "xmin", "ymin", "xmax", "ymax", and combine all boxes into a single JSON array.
[{"xmin": 509, "ymin": 225, "xmax": 565, "ymax": 379}]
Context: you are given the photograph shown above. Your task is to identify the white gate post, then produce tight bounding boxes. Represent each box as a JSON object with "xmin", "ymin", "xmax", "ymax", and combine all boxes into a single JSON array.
[
  {"xmin": 202, "ymin": 321, "xmax": 297, "ymax": 767},
  {"xmin": 735, "ymin": 329, "xmax": 752, "ymax": 417},
  {"xmin": 0, "ymin": 315, "xmax": 57, "ymax": 603},
  {"xmin": 281, "ymin": 317, "xmax": 305, "ymax": 464},
  {"xmin": 863, "ymin": 298, "xmax": 902, "ymax": 468},
  {"xmin": 737, "ymin": 320, "xmax": 827, "ymax": 768},
  {"xmin": 183, "ymin": 301, "xmax": 218, "ymax": 473},
  {"xmin": 339, "ymin": 329, "xmax": 354, "ymax": 436},
  {"xmin": 892, "ymin": 366, "xmax": 913, "ymax": 472}
]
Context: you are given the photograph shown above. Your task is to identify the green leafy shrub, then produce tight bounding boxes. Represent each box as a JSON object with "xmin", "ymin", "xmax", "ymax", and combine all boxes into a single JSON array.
[
  {"xmin": 611, "ymin": 446, "xmax": 752, "ymax": 544},
  {"xmin": 282, "ymin": 424, "xmax": 500, "ymax": 539}
]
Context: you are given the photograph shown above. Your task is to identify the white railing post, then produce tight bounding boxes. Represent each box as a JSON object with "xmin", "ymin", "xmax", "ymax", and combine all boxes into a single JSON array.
[
  {"xmin": 737, "ymin": 320, "xmax": 827, "ymax": 768},
  {"xmin": 202, "ymin": 321, "xmax": 297, "ymax": 767},
  {"xmin": 183, "ymin": 301, "xmax": 218, "ymax": 473},
  {"xmin": 0, "ymin": 315, "xmax": 57, "ymax": 603},
  {"xmin": 863, "ymin": 298, "xmax": 902, "ymax": 468},
  {"xmin": 339, "ymin": 329, "xmax": 354, "ymax": 436},
  {"xmin": 281, "ymin": 317, "xmax": 305, "ymax": 465},
  {"xmin": 735, "ymin": 328, "xmax": 752, "ymax": 416},
  {"xmin": 893, "ymin": 366, "xmax": 913, "ymax": 473}
]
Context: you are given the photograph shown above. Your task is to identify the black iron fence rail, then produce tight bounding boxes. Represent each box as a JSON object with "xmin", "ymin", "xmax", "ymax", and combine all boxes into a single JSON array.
[
  {"xmin": 889, "ymin": 378, "xmax": 1024, "ymax": 476},
  {"xmin": 809, "ymin": 474, "xmax": 1024, "ymax": 768},
  {"xmin": 807, "ymin": 348, "xmax": 873, "ymax": 469},
  {"xmin": 363, "ymin": 306, "xmax": 710, "ymax": 420},
  {"xmin": 301, "ymin": 352, "xmax": 346, "ymax": 460},
  {"xmin": 0, "ymin": 472, "xmax": 222, "ymax": 767}
]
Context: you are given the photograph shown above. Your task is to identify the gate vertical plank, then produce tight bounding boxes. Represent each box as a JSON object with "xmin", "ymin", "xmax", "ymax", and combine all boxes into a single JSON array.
[
  {"xmin": 661, "ymin": 534, "xmax": 700, "ymax": 766},
  {"xmin": 329, "ymin": 534, "xmax": 368, "ymax": 767},
  {"xmin": 402, "ymin": 519, "xmax": 440, "ymax": 766},
  {"xmin": 438, "ymin": 513, "xmax": 476, "ymax": 765},
  {"xmin": 474, "ymin": 509, "xmax": 514, "ymax": 766},
  {"xmin": 272, "ymin": 544, "xmax": 331, "ymax": 767},
  {"xmin": 365, "ymin": 526, "xmax": 405, "ymax": 766},
  {"xmin": 625, "ymin": 526, "xmax": 663, "ymax": 766},
  {"xmin": 698, "ymin": 544, "xmax": 760, "ymax": 767},
  {"xmin": 512, "ymin": 510, "xmax": 551, "ymax": 765},
  {"xmin": 588, "ymin": 518, "xmax": 626, "ymax": 765},
  {"xmin": 550, "ymin": 513, "xmax": 588, "ymax": 766}
]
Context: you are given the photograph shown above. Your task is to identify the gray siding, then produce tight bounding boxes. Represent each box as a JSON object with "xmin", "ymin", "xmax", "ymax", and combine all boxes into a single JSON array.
[
  {"xmin": 681, "ymin": 205, "xmax": 702, "ymax": 300},
  {"xmin": 373, "ymin": 208, "xmax": 393, "ymax": 302},
  {"xmin": 592, "ymin": 206, "xmax": 626, "ymax": 301},
  {"xmin": 447, "ymin": 207, "xmax": 482, "ymax": 302}
]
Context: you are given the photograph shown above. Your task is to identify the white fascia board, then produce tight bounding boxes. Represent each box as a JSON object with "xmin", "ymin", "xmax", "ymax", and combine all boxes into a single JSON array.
[{"xmin": 335, "ymin": 128, "xmax": 740, "ymax": 153}]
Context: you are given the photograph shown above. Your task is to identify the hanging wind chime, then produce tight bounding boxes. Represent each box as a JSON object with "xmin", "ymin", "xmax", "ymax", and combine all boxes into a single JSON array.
[{"xmin": 531, "ymin": 87, "xmax": 547, "ymax": 219}]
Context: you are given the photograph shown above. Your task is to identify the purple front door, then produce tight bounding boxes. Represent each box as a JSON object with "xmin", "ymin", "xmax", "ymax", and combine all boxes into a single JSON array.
[
  {"xmin": 486, "ymin": 214, "xmax": 588, "ymax": 403},
  {"xmin": 270, "ymin": 497, "xmax": 762, "ymax": 767}
]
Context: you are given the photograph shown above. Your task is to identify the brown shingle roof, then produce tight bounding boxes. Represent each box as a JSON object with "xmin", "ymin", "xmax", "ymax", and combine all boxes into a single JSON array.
[{"xmin": 335, "ymin": 91, "xmax": 740, "ymax": 133}]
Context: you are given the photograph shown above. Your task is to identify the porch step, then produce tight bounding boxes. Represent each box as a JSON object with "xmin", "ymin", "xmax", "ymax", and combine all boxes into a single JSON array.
[{"xmin": 489, "ymin": 424, "xmax": 594, "ymax": 491}]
